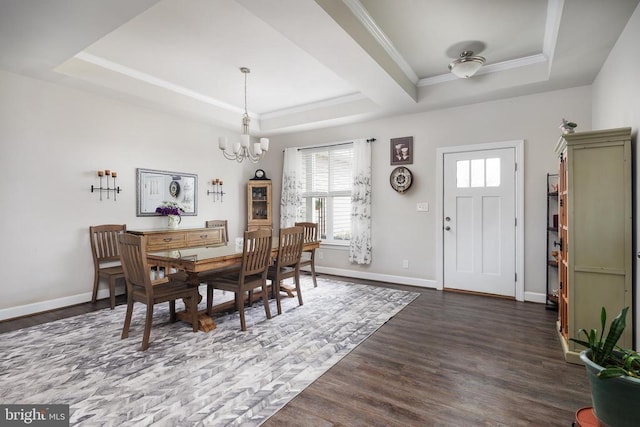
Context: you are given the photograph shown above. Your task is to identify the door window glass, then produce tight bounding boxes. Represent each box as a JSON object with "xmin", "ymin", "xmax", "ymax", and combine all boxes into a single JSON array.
[
  {"xmin": 486, "ymin": 158, "xmax": 501, "ymax": 187},
  {"xmin": 456, "ymin": 160, "xmax": 469, "ymax": 188},
  {"xmin": 457, "ymin": 157, "xmax": 501, "ymax": 188}
]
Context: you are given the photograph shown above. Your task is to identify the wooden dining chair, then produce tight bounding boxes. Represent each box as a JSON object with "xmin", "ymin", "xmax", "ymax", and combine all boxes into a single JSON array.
[
  {"xmin": 118, "ymin": 233, "xmax": 199, "ymax": 351},
  {"xmin": 89, "ymin": 224, "xmax": 127, "ymax": 309},
  {"xmin": 206, "ymin": 219, "xmax": 229, "ymax": 244},
  {"xmin": 295, "ymin": 222, "xmax": 319, "ymax": 287},
  {"xmin": 267, "ymin": 226, "xmax": 305, "ymax": 315},
  {"xmin": 205, "ymin": 228, "xmax": 273, "ymax": 331}
]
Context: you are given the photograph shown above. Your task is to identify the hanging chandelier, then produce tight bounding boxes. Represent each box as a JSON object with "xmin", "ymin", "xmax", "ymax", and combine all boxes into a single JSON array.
[{"xmin": 218, "ymin": 67, "xmax": 269, "ymax": 163}]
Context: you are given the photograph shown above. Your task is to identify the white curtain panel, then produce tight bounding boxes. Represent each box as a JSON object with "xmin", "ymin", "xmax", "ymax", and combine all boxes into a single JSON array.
[
  {"xmin": 280, "ymin": 147, "xmax": 303, "ymax": 228},
  {"xmin": 349, "ymin": 139, "xmax": 372, "ymax": 264}
]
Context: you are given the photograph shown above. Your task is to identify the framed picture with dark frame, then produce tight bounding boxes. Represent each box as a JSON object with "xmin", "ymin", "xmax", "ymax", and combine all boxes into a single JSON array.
[{"xmin": 390, "ymin": 136, "xmax": 413, "ymax": 165}]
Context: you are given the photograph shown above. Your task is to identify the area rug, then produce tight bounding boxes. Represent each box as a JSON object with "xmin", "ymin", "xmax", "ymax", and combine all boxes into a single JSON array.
[{"xmin": 0, "ymin": 277, "xmax": 418, "ymax": 426}]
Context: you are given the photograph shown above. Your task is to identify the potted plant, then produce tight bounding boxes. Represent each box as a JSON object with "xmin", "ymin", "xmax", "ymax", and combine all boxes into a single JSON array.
[
  {"xmin": 571, "ymin": 307, "xmax": 640, "ymax": 426},
  {"xmin": 155, "ymin": 201, "xmax": 185, "ymax": 229}
]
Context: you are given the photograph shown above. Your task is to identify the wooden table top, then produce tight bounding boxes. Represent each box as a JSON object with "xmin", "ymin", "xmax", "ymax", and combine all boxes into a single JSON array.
[{"xmin": 148, "ymin": 240, "xmax": 320, "ymax": 274}]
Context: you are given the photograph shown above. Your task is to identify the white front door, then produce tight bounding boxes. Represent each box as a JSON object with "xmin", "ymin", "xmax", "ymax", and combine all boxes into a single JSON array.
[{"xmin": 443, "ymin": 148, "xmax": 516, "ymax": 297}]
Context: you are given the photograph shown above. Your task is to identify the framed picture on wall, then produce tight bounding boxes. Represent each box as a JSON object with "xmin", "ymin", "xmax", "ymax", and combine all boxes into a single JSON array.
[
  {"xmin": 390, "ymin": 136, "xmax": 413, "ymax": 165},
  {"xmin": 136, "ymin": 168, "xmax": 198, "ymax": 216}
]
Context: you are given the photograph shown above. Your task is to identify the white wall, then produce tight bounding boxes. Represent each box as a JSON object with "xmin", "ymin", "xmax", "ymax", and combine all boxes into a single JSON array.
[
  {"xmin": 0, "ymin": 69, "xmax": 253, "ymax": 318},
  {"xmin": 592, "ymin": 1, "xmax": 640, "ymax": 348},
  {"xmin": 262, "ymin": 86, "xmax": 592, "ymax": 300},
  {"xmin": 0, "ymin": 66, "xmax": 595, "ymax": 319}
]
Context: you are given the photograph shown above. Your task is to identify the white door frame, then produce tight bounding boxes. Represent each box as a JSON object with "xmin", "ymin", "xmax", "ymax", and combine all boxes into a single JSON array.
[{"xmin": 436, "ymin": 140, "xmax": 525, "ymax": 301}]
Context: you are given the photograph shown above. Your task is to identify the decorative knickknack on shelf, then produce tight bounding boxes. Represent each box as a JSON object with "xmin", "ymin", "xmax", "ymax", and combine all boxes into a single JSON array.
[
  {"xmin": 167, "ymin": 215, "xmax": 180, "ymax": 229},
  {"xmin": 155, "ymin": 201, "xmax": 184, "ymax": 229}
]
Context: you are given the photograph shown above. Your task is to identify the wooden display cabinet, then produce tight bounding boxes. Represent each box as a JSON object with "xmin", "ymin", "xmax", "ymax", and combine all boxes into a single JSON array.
[
  {"xmin": 247, "ymin": 180, "xmax": 272, "ymax": 231},
  {"xmin": 555, "ymin": 127, "xmax": 633, "ymax": 364}
]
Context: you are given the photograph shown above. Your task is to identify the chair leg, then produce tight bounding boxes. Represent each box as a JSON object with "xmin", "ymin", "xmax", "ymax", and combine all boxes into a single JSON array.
[
  {"xmin": 169, "ymin": 300, "xmax": 176, "ymax": 323},
  {"xmin": 274, "ymin": 277, "xmax": 282, "ymax": 315},
  {"xmin": 92, "ymin": 272, "xmax": 100, "ymax": 303},
  {"xmin": 190, "ymin": 294, "xmax": 198, "ymax": 332},
  {"xmin": 310, "ymin": 252, "xmax": 318, "ymax": 287},
  {"xmin": 295, "ymin": 270, "xmax": 303, "ymax": 306},
  {"xmin": 206, "ymin": 285, "xmax": 213, "ymax": 316},
  {"xmin": 262, "ymin": 281, "xmax": 272, "ymax": 319},
  {"xmin": 108, "ymin": 277, "xmax": 117, "ymax": 310},
  {"xmin": 237, "ymin": 292, "xmax": 246, "ymax": 331},
  {"xmin": 248, "ymin": 290, "xmax": 254, "ymax": 306},
  {"xmin": 141, "ymin": 304, "xmax": 154, "ymax": 351},
  {"xmin": 121, "ymin": 296, "xmax": 134, "ymax": 339}
]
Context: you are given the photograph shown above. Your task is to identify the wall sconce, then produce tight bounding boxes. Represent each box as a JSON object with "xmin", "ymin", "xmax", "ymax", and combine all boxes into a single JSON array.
[
  {"xmin": 207, "ymin": 178, "xmax": 225, "ymax": 202},
  {"xmin": 91, "ymin": 169, "xmax": 122, "ymax": 201}
]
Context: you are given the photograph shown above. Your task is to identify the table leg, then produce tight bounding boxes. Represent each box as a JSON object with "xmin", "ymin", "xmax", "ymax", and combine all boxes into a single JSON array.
[
  {"xmin": 176, "ymin": 271, "xmax": 217, "ymax": 332},
  {"xmin": 279, "ymin": 284, "xmax": 296, "ymax": 298}
]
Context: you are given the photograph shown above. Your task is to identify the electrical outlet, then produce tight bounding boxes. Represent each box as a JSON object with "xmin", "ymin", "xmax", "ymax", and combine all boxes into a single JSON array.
[
  {"xmin": 318, "ymin": 251, "xmax": 324, "ymax": 260},
  {"xmin": 402, "ymin": 259, "xmax": 409, "ymax": 268},
  {"xmin": 417, "ymin": 202, "xmax": 429, "ymax": 212}
]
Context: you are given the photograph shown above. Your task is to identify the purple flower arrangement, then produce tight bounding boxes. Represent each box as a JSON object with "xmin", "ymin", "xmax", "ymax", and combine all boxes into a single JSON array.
[{"xmin": 155, "ymin": 201, "xmax": 185, "ymax": 216}]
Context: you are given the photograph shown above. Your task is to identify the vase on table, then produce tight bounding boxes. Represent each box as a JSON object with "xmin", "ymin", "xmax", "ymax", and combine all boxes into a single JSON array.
[{"xmin": 167, "ymin": 215, "xmax": 181, "ymax": 229}]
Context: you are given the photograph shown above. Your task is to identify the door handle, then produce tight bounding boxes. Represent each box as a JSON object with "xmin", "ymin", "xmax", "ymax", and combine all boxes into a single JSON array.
[{"xmin": 444, "ymin": 226, "xmax": 451, "ymax": 231}]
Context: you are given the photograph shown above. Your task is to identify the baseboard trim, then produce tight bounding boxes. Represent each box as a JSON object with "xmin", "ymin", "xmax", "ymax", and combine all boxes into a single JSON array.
[
  {"xmin": 313, "ymin": 266, "xmax": 438, "ymax": 289},
  {"xmin": 1, "ymin": 271, "xmax": 543, "ymax": 321},
  {"xmin": 557, "ymin": 320, "xmax": 583, "ymax": 365},
  {"xmin": 0, "ymin": 289, "xmax": 113, "ymax": 321},
  {"xmin": 524, "ymin": 291, "xmax": 547, "ymax": 304},
  {"xmin": 0, "ymin": 285, "xmax": 212, "ymax": 321}
]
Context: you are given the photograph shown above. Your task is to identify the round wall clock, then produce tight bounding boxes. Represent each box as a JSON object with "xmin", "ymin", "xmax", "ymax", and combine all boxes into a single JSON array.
[
  {"xmin": 390, "ymin": 166, "xmax": 413, "ymax": 193},
  {"xmin": 169, "ymin": 180, "xmax": 181, "ymax": 197}
]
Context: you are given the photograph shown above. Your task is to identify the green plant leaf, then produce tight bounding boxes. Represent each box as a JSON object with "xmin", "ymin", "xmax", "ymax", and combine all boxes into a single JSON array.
[
  {"xmin": 569, "ymin": 338, "xmax": 591, "ymax": 349},
  {"xmin": 574, "ymin": 307, "xmax": 639, "ymax": 379},
  {"xmin": 598, "ymin": 307, "xmax": 628, "ymax": 365},
  {"xmin": 598, "ymin": 367, "xmax": 628, "ymax": 379},
  {"xmin": 622, "ymin": 353, "xmax": 640, "ymax": 373}
]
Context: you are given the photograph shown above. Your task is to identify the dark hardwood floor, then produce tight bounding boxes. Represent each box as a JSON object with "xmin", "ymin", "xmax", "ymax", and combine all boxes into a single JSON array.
[{"xmin": 0, "ymin": 275, "xmax": 590, "ymax": 426}]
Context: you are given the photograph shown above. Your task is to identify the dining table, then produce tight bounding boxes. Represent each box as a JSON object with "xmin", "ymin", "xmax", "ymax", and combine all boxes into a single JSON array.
[{"xmin": 147, "ymin": 238, "xmax": 320, "ymax": 332}]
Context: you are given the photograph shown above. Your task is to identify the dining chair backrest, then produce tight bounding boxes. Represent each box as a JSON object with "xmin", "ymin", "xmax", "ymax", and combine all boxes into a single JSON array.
[
  {"xmin": 118, "ymin": 231, "xmax": 199, "ymax": 351},
  {"xmin": 118, "ymin": 233, "xmax": 152, "ymax": 293},
  {"xmin": 294, "ymin": 221, "xmax": 319, "ymax": 288},
  {"xmin": 90, "ymin": 224, "xmax": 127, "ymax": 267},
  {"xmin": 295, "ymin": 222, "xmax": 318, "ymax": 244},
  {"xmin": 240, "ymin": 228, "xmax": 273, "ymax": 278},
  {"xmin": 267, "ymin": 226, "xmax": 305, "ymax": 315},
  {"xmin": 90, "ymin": 224, "xmax": 127, "ymax": 308},
  {"xmin": 206, "ymin": 219, "xmax": 229, "ymax": 244},
  {"xmin": 277, "ymin": 226, "xmax": 304, "ymax": 269}
]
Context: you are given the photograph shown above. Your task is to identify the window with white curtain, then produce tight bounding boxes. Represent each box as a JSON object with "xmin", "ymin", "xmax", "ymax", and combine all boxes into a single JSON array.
[{"xmin": 299, "ymin": 143, "xmax": 353, "ymax": 244}]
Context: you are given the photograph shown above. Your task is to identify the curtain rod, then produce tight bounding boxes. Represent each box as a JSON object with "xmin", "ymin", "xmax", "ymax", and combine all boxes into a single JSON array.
[{"xmin": 296, "ymin": 138, "xmax": 376, "ymax": 151}]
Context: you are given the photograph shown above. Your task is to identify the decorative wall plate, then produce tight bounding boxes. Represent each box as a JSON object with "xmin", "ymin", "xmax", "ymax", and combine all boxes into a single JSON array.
[
  {"xmin": 390, "ymin": 166, "xmax": 413, "ymax": 193},
  {"xmin": 169, "ymin": 180, "xmax": 180, "ymax": 197}
]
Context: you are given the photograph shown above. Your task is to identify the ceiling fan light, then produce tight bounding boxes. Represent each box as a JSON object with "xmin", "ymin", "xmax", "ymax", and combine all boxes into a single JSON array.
[{"xmin": 449, "ymin": 51, "xmax": 486, "ymax": 78}]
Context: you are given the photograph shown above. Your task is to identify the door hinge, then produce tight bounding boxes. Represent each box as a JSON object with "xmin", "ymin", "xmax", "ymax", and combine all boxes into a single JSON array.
[
  {"xmin": 515, "ymin": 162, "xmax": 518, "ymax": 171},
  {"xmin": 515, "ymin": 273, "xmax": 517, "ymax": 282},
  {"xmin": 515, "ymin": 218, "xmax": 517, "ymax": 226}
]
